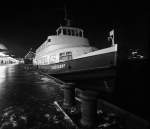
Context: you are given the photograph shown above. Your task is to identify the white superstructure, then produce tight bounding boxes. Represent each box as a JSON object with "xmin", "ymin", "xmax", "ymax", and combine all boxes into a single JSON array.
[{"xmin": 34, "ymin": 26, "xmax": 97, "ymax": 65}]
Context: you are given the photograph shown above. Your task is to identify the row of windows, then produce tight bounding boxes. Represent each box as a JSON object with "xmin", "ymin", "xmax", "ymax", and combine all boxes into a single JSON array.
[
  {"xmin": 38, "ymin": 57, "xmax": 48, "ymax": 65},
  {"xmin": 51, "ymin": 64, "xmax": 66, "ymax": 70},
  {"xmin": 37, "ymin": 51, "xmax": 73, "ymax": 65},
  {"xmin": 38, "ymin": 55, "xmax": 56, "ymax": 65},
  {"xmin": 57, "ymin": 29, "xmax": 83, "ymax": 37}
]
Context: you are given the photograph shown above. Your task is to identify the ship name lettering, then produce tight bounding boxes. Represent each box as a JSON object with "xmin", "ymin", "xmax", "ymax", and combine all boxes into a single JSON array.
[{"xmin": 51, "ymin": 63, "xmax": 66, "ymax": 70}]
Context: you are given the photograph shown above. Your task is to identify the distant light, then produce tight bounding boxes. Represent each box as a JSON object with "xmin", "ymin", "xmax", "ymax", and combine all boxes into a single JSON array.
[
  {"xmin": 131, "ymin": 51, "xmax": 137, "ymax": 55},
  {"xmin": 139, "ymin": 55, "xmax": 144, "ymax": 59},
  {"xmin": 128, "ymin": 49, "xmax": 145, "ymax": 60},
  {"xmin": 0, "ymin": 52, "xmax": 6, "ymax": 56}
]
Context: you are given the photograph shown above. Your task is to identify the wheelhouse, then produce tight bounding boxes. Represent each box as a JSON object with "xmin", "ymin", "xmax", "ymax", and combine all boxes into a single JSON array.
[{"xmin": 56, "ymin": 26, "xmax": 84, "ymax": 37}]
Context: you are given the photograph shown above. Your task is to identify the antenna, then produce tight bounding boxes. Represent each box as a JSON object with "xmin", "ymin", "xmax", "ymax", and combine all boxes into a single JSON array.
[
  {"xmin": 64, "ymin": 5, "xmax": 71, "ymax": 26},
  {"xmin": 64, "ymin": 5, "xmax": 67, "ymax": 21}
]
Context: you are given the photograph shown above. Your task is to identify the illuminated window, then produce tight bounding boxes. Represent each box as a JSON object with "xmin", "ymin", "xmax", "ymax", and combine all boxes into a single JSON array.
[{"xmin": 49, "ymin": 55, "xmax": 56, "ymax": 63}]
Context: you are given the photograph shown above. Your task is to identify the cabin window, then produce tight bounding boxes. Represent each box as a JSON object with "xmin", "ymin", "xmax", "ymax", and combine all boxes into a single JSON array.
[
  {"xmin": 49, "ymin": 55, "xmax": 56, "ymax": 63},
  {"xmin": 68, "ymin": 29, "xmax": 71, "ymax": 35},
  {"xmin": 59, "ymin": 52, "xmax": 66, "ymax": 61},
  {"xmin": 66, "ymin": 52, "xmax": 71, "ymax": 55},
  {"xmin": 63, "ymin": 29, "xmax": 67, "ymax": 35},
  {"xmin": 43, "ymin": 57, "xmax": 47, "ymax": 64},
  {"xmin": 71, "ymin": 30, "xmax": 74, "ymax": 36},
  {"xmin": 75, "ymin": 30, "xmax": 79, "ymax": 36},
  {"xmin": 48, "ymin": 39, "xmax": 51, "ymax": 42},
  {"xmin": 66, "ymin": 51, "xmax": 72, "ymax": 60},
  {"xmin": 60, "ymin": 52, "xmax": 65, "ymax": 57},
  {"xmin": 59, "ymin": 51, "xmax": 72, "ymax": 62},
  {"xmin": 79, "ymin": 31, "xmax": 82, "ymax": 37}
]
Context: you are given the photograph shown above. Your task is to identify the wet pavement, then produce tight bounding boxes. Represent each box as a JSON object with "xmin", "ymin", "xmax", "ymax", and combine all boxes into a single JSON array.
[
  {"xmin": 0, "ymin": 64, "xmax": 77, "ymax": 129},
  {"xmin": 0, "ymin": 64, "xmax": 149, "ymax": 129}
]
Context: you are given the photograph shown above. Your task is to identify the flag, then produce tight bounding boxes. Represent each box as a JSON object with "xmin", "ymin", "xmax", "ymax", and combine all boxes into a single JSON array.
[
  {"xmin": 109, "ymin": 29, "xmax": 114, "ymax": 37},
  {"xmin": 109, "ymin": 29, "xmax": 115, "ymax": 46}
]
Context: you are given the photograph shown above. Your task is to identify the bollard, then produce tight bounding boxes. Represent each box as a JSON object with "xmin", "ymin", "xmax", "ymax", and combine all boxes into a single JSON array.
[
  {"xmin": 80, "ymin": 90, "xmax": 99, "ymax": 128},
  {"xmin": 61, "ymin": 83, "xmax": 75, "ymax": 109}
]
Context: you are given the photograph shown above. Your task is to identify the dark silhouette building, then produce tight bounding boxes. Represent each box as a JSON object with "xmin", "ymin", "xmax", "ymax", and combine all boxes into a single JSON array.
[{"xmin": 24, "ymin": 50, "xmax": 35, "ymax": 64}]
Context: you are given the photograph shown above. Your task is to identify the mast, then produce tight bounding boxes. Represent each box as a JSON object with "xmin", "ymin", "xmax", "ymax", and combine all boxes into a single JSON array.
[{"xmin": 64, "ymin": 5, "xmax": 71, "ymax": 26}]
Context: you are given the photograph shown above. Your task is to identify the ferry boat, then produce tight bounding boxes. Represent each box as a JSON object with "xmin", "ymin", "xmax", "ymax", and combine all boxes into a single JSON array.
[{"xmin": 34, "ymin": 18, "xmax": 118, "ymax": 82}]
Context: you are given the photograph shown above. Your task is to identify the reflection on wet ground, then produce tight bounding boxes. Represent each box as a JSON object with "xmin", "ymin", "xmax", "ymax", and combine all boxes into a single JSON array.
[
  {"xmin": 0, "ymin": 64, "xmax": 149, "ymax": 129},
  {"xmin": 0, "ymin": 99, "xmax": 78, "ymax": 129},
  {"xmin": 0, "ymin": 64, "xmax": 76, "ymax": 129}
]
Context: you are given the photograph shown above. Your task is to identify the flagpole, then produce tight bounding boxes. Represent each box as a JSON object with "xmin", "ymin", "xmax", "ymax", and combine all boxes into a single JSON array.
[
  {"xmin": 113, "ymin": 29, "xmax": 114, "ymax": 46},
  {"xmin": 111, "ymin": 29, "xmax": 114, "ymax": 46}
]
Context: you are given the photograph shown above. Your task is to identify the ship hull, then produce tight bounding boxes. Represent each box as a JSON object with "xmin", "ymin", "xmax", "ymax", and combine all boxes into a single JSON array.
[{"xmin": 37, "ymin": 51, "xmax": 117, "ymax": 82}]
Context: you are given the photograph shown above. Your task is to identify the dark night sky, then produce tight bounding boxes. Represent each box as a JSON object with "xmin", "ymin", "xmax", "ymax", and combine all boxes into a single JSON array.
[
  {"xmin": 0, "ymin": 0, "xmax": 149, "ymax": 121},
  {"xmin": 0, "ymin": 1, "xmax": 149, "ymax": 58}
]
